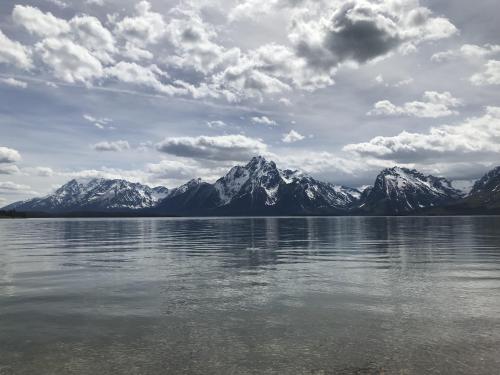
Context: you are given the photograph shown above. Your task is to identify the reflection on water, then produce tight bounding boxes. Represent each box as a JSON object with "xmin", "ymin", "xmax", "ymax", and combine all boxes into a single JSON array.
[{"xmin": 0, "ymin": 217, "xmax": 500, "ymax": 374}]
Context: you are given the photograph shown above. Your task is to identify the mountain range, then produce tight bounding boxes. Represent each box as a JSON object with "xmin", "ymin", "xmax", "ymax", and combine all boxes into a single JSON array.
[{"xmin": 4, "ymin": 156, "xmax": 500, "ymax": 216}]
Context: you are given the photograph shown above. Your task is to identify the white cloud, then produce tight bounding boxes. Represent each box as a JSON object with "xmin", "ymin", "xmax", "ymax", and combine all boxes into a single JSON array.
[
  {"xmin": 279, "ymin": 98, "xmax": 292, "ymax": 106},
  {"xmin": 83, "ymin": 114, "xmax": 113, "ymax": 129},
  {"xmin": 470, "ymin": 60, "xmax": 500, "ymax": 85},
  {"xmin": 0, "ymin": 147, "xmax": 21, "ymax": 176},
  {"xmin": 34, "ymin": 167, "xmax": 54, "ymax": 177},
  {"xmin": 35, "ymin": 38, "xmax": 104, "ymax": 83},
  {"xmin": 0, "ymin": 181, "xmax": 36, "ymax": 195},
  {"xmin": 251, "ymin": 116, "xmax": 277, "ymax": 126},
  {"xmin": 206, "ymin": 120, "xmax": 227, "ymax": 129},
  {"xmin": 114, "ymin": 1, "xmax": 166, "ymax": 45},
  {"xmin": 0, "ymin": 165, "xmax": 20, "ymax": 175},
  {"xmin": 145, "ymin": 159, "xmax": 228, "ymax": 185},
  {"xmin": 345, "ymin": 107, "xmax": 500, "ymax": 162},
  {"xmin": 69, "ymin": 15, "xmax": 116, "ymax": 64},
  {"xmin": 282, "ymin": 130, "xmax": 305, "ymax": 143},
  {"xmin": 431, "ymin": 44, "xmax": 500, "ymax": 62},
  {"xmin": 368, "ymin": 91, "xmax": 462, "ymax": 118},
  {"xmin": 289, "ymin": 0, "xmax": 456, "ymax": 74},
  {"xmin": 156, "ymin": 134, "xmax": 268, "ymax": 161},
  {"xmin": 0, "ymin": 0, "xmax": 460, "ymax": 105},
  {"xmin": 228, "ymin": 0, "xmax": 278, "ymax": 22},
  {"xmin": 105, "ymin": 61, "xmax": 185, "ymax": 95},
  {"xmin": 47, "ymin": 0, "xmax": 68, "ymax": 8},
  {"xmin": 122, "ymin": 42, "xmax": 153, "ymax": 61},
  {"xmin": 0, "ymin": 77, "xmax": 27, "ymax": 89},
  {"xmin": 0, "ymin": 147, "xmax": 21, "ymax": 164},
  {"xmin": 13, "ymin": 5, "xmax": 70, "ymax": 37},
  {"xmin": 164, "ymin": 8, "xmax": 241, "ymax": 74},
  {"xmin": 86, "ymin": 0, "xmax": 105, "ymax": 5},
  {"xmin": 91, "ymin": 140, "xmax": 130, "ymax": 152},
  {"xmin": 394, "ymin": 77, "xmax": 414, "ymax": 87},
  {"xmin": 0, "ymin": 30, "xmax": 32, "ymax": 69}
]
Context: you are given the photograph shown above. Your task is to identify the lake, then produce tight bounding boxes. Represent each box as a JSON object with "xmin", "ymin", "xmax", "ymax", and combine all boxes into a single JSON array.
[{"xmin": 0, "ymin": 217, "xmax": 499, "ymax": 374}]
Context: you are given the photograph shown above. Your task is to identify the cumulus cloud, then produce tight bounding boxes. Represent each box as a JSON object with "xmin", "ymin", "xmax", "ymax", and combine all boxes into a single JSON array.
[
  {"xmin": 251, "ymin": 116, "xmax": 278, "ymax": 126},
  {"xmin": 431, "ymin": 44, "xmax": 500, "ymax": 63},
  {"xmin": 0, "ymin": 30, "xmax": 32, "ymax": 69},
  {"xmin": 69, "ymin": 15, "xmax": 116, "ymax": 64},
  {"xmin": 368, "ymin": 91, "xmax": 462, "ymax": 118},
  {"xmin": 105, "ymin": 62, "xmax": 185, "ymax": 95},
  {"xmin": 282, "ymin": 130, "xmax": 305, "ymax": 143},
  {"xmin": 289, "ymin": 0, "xmax": 456, "ymax": 74},
  {"xmin": 0, "ymin": 147, "xmax": 21, "ymax": 164},
  {"xmin": 470, "ymin": 60, "xmax": 500, "ymax": 85},
  {"xmin": 345, "ymin": 106, "xmax": 500, "ymax": 163},
  {"xmin": 13, "ymin": 5, "xmax": 70, "ymax": 37},
  {"xmin": 164, "ymin": 8, "xmax": 240, "ymax": 74},
  {"xmin": 156, "ymin": 134, "xmax": 268, "ymax": 161},
  {"xmin": 0, "ymin": 77, "xmax": 27, "ymax": 88},
  {"xmin": 0, "ymin": 165, "xmax": 21, "ymax": 175},
  {"xmin": 114, "ymin": 1, "xmax": 166, "ymax": 45},
  {"xmin": 0, "ymin": 147, "xmax": 21, "ymax": 175},
  {"xmin": 1, "ymin": 0, "xmax": 458, "ymax": 103},
  {"xmin": 35, "ymin": 38, "xmax": 104, "ymax": 83},
  {"xmin": 91, "ymin": 140, "xmax": 130, "ymax": 152}
]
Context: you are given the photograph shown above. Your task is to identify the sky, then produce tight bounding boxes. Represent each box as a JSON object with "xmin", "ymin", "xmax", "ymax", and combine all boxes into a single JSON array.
[{"xmin": 1, "ymin": 0, "xmax": 500, "ymax": 205}]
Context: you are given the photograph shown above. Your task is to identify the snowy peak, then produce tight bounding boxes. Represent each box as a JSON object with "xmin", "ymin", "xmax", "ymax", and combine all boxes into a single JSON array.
[
  {"xmin": 6, "ymin": 178, "xmax": 169, "ymax": 212},
  {"xmin": 359, "ymin": 167, "xmax": 463, "ymax": 214},
  {"xmin": 245, "ymin": 155, "xmax": 274, "ymax": 169},
  {"xmin": 213, "ymin": 156, "xmax": 360, "ymax": 210},
  {"xmin": 215, "ymin": 156, "xmax": 283, "ymax": 206}
]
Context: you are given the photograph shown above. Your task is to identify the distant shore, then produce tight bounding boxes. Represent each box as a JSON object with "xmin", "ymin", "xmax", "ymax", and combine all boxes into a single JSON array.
[{"xmin": 0, "ymin": 210, "xmax": 27, "ymax": 219}]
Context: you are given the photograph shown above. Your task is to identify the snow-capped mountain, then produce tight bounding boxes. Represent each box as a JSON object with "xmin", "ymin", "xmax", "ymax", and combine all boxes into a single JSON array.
[
  {"xmin": 213, "ymin": 156, "xmax": 361, "ymax": 214},
  {"xmin": 5, "ymin": 158, "xmax": 494, "ymax": 216},
  {"xmin": 4, "ymin": 178, "xmax": 169, "ymax": 212},
  {"xmin": 355, "ymin": 167, "xmax": 463, "ymax": 215},
  {"xmin": 153, "ymin": 156, "xmax": 361, "ymax": 215}
]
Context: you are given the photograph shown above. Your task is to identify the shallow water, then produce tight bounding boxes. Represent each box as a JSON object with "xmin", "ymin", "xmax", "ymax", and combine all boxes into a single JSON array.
[{"xmin": 0, "ymin": 216, "xmax": 499, "ymax": 374}]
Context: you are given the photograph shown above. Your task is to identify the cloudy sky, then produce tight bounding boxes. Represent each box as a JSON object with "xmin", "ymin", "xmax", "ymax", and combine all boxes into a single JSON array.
[{"xmin": 1, "ymin": 0, "xmax": 500, "ymax": 204}]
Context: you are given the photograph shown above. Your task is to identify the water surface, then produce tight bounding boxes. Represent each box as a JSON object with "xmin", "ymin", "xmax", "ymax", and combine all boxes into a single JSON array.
[{"xmin": 1, "ymin": 217, "xmax": 499, "ymax": 374}]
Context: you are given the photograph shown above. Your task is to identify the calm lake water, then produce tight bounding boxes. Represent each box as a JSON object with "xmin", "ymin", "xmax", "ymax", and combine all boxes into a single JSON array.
[{"xmin": 0, "ymin": 217, "xmax": 499, "ymax": 374}]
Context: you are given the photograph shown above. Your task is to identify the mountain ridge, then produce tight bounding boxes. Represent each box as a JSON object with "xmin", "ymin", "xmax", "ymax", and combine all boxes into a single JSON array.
[{"xmin": 3, "ymin": 156, "xmax": 499, "ymax": 216}]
